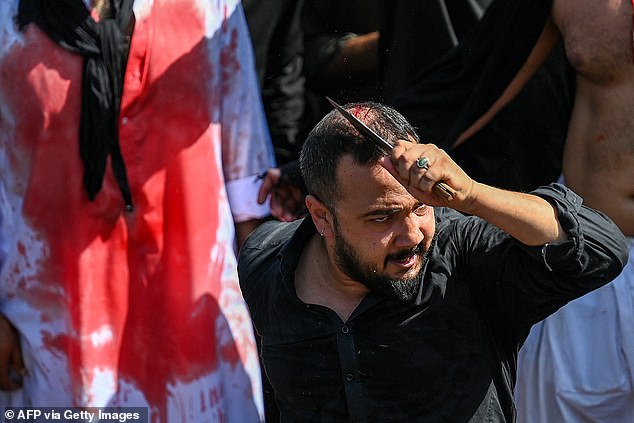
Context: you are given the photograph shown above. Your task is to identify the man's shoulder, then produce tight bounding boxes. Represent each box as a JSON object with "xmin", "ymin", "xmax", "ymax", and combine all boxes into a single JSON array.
[
  {"xmin": 434, "ymin": 207, "xmax": 479, "ymax": 236},
  {"xmin": 238, "ymin": 218, "xmax": 303, "ymax": 301},
  {"xmin": 243, "ymin": 219, "xmax": 302, "ymax": 252},
  {"xmin": 239, "ymin": 219, "xmax": 301, "ymax": 273}
]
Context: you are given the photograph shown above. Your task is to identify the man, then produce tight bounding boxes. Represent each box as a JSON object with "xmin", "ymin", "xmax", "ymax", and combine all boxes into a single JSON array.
[
  {"xmin": 238, "ymin": 102, "xmax": 627, "ymax": 422},
  {"xmin": 514, "ymin": 2, "xmax": 634, "ymax": 421},
  {"xmin": 0, "ymin": 0, "xmax": 274, "ymax": 421}
]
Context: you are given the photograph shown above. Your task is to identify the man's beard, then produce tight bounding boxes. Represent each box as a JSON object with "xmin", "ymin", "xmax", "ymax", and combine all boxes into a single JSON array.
[{"xmin": 332, "ymin": 223, "xmax": 433, "ymax": 302}]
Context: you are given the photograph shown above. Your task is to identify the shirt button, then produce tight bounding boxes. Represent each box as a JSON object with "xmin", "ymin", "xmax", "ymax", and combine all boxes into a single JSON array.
[
  {"xmin": 345, "ymin": 373, "xmax": 354, "ymax": 381},
  {"xmin": 121, "ymin": 117, "xmax": 129, "ymax": 125},
  {"xmin": 341, "ymin": 325, "xmax": 349, "ymax": 334}
]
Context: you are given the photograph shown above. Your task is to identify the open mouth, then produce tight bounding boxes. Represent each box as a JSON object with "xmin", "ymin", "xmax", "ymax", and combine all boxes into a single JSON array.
[{"xmin": 390, "ymin": 253, "xmax": 417, "ymax": 269}]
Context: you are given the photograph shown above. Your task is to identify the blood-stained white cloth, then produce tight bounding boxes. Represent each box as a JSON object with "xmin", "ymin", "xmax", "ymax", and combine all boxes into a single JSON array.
[{"xmin": 0, "ymin": 0, "xmax": 274, "ymax": 421}]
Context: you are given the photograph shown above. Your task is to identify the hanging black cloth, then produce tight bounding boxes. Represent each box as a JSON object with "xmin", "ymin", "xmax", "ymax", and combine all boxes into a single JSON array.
[
  {"xmin": 389, "ymin": 0, "xmax": 554, "ymax": 149},
  {"xmin": 17, "ymin": 0, "xmax": 135, "ymax": 210},
  {"xmin": 380, "ymin": 0, "xmax": 492, "ymax": 105}
]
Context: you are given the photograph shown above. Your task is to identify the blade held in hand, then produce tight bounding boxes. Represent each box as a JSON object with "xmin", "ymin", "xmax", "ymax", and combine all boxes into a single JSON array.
[
  {"xmin": 326, "ymin": 97, "xmax": 455, "ymax": 201},
  {"xmin": 326, "ymin": 97, "xmax": 393, "ymax": 152}
]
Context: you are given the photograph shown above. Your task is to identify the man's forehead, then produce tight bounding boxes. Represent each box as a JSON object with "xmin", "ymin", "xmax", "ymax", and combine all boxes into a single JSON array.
[
  {"xmin": 335, "ymin": 155, "xmax": 380, "ymax": 180},
  {"xmin": 335, "ymin": 155, "xmax": 413, "ymax": 207}
]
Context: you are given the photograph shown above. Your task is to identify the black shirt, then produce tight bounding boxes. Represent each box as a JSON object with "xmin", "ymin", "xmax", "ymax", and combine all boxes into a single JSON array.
[{"xmin": 238, "ymin": 184, "xmax": 627, "ymax": 422}]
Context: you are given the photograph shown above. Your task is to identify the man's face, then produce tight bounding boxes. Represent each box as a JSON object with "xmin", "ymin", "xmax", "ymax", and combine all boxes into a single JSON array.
[{"xmin": 328, "ymin": 156, "xmax": 436, "ymax": 300}]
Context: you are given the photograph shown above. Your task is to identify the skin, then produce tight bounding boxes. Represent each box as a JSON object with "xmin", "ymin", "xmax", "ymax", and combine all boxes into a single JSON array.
[
  {"xmin": 458, "ymin": 0, "xmax": 634, "ymax": 236},
  {"xmin": 296, "ymin": 141, "xmax": 566, "ymax": 322},
  {"xmin": 317, "ymin": 31, "xmax": 379, "ymax": 88},
  {"xmin": 256, "ymin": 168, "xmax": 305, "ymax": 222}
]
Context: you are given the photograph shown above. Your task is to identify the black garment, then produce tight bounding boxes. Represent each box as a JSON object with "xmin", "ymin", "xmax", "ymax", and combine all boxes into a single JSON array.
[
  {"xmin": 241, "ymin": 3, "xmax": 306, "ymax": 415},
  {"xmin": 380, "ymin": 0, "xmax": 573, "ymax": 192},
  {"xmin": 388, "ymin": 0, "xmax": 554, "ymax": 145},
  {"xmin": 238, "ymin": 184, "xmax": 627, "ymax": 423},
  {"xmin": 243, "ymin": 0, "xmax": 306, "ymax": 165},
  {"xmin": 17, "ymin": 0, "xmax": 135, "ymax": 207},
  {"xmin": 302, "ymin": 0, "xmax": 381, "ymax": 131},
  {"xmin": 380, "ymin": 0, "xmax": 492, "ymax": 101}
]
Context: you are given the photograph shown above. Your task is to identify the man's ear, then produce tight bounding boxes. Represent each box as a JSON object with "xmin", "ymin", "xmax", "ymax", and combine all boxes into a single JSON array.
[{"xmin": 305, "ymin": 195, "xmax": 334, "ymax": 237}]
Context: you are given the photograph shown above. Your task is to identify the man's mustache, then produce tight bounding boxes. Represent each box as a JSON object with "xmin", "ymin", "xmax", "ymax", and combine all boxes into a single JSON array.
[{"xmin": 386, "ymin": 242, "xmax": 425, "ymax": 261}]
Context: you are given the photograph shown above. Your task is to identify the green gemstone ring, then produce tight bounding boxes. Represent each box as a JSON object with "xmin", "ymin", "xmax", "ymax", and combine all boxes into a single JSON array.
[{"xmin": 416, "ymin": 156, "xmax": 430, "ymax": 169}]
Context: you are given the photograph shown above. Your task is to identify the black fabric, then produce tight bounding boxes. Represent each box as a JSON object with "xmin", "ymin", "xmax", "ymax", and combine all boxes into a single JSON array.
[
  {"xmin": 243, "ymin": 0, "xmax": 306, "ymax": 166},
  {"xmin": 17, "ymin": 0, "xmax": 135, "ymax": 208},
  {"xmin": 238, "ymin": 184, "xmax": 628, "ymax": 422},
  {"xmin": 389, "ymin": 0, "xmax": 554, "ymax": 148},
  {"xmin": 445, "ymin": 48, "xmax": 573, "ymax": 192},
  {"xmin": 380, "ymin": 0, "xmax": 491, "ymax": 102},
  {"xmin": 379, "ymin": 0, "xmax": 573, "ymax": 192},
  {"xmin": 301, "ymin": 0, "xmax": 381, "ymax": 135}
]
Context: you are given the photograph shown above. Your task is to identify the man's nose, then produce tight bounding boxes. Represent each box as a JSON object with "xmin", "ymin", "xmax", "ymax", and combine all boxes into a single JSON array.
[{"xmin": 393, "ymin": 214, "xmax": 425, "ymax": 248}]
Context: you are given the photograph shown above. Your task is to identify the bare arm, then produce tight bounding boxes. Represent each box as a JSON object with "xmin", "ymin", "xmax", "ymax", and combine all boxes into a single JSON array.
[
  {"xmin": 383, "ymin": 141, "xmax": 565, "ymax": 246},
  {"xmin": 460, "ymin": 182, "xmax": 565, "ymax": 245},
  {"xmin": 455, "ymin": 17, "xmax": 562, "ymax": 146},
  {"xmin": 320, "ymin": 31, "xmax": 379, "ymax": 81}
]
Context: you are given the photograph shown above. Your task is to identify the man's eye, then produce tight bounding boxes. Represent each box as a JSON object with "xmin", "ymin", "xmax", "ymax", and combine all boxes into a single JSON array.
[
  {"xmin": 372, "ymin": 215, "xmax": 391, "ymax": 223},
  {"xmin": 414, "ymin": 205, "xmax": 428, "ymax": 216}
]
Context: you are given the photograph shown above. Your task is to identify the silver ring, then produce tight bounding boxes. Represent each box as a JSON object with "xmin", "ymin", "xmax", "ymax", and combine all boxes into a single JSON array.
[{"xmin": 415, "ymin": 156, "xmax": 430, "ymax": 169}]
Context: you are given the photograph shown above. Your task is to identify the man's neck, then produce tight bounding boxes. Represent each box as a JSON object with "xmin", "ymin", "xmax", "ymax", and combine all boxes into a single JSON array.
[{"xmin": 295, "ymin": 235, "xmax": 368, "ymax": 322}]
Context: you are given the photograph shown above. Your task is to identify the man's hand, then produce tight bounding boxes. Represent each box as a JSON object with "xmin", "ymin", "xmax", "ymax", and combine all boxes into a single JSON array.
[
  {"xmin": 257, "ymin": 168, "xmax": 306, "ymax": 222},
  {"xmin": 0, "ymin": 314, "xmax": 24, "ymax": 390},
  {"xmin": 380, "ymin": 141, "xmax": 475, "ymax": 210}
]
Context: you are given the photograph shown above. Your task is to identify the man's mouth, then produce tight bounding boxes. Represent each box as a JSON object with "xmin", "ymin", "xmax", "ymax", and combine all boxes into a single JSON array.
[
  {"xmin": 386, "ymin": 242, "xmax": 426, "ymax": 270},
  {"xmin": 389, "ymin": 253, "xmax": 418, "ymax": 269}
]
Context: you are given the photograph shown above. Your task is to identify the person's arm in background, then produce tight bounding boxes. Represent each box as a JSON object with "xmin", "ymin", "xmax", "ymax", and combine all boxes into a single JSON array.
[
  {"xmin": 219, "ymin": 1, "xmax": 277, "ymax": 248},
  {"xmin": 302, "ymin": 0, "xmax": 380, "ymax": 92},
  {"xmin": 311, "ymin": 31, "xmax": 379, "ymax": 89}
]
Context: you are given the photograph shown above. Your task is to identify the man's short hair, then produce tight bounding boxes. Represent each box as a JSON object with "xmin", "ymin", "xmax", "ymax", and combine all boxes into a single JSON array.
[{"xmin": 300, "ymin": 101, "xmax": 420, "ymax": 207}]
